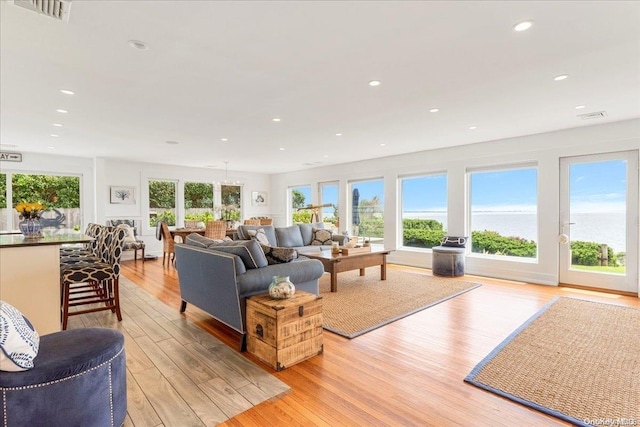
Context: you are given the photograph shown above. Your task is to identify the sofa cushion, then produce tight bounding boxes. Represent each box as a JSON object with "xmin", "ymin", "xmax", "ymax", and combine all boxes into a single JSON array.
[
  {"xmin": 208, "ymin": 240, "xmax": 268, "ymax": 269},
  {"xmin": 275, "ymin": 225, "xmax": 304, "ymax": 247},
  {"xmin": 311, "ymin": 227, "xmax": 332, "ymax": 245},
  {"xmin": 298, "ymin": 222, "xmax": 324, "ymax": 246},
  {"xmin": 237, "ymin": 225, "xmax": 277, "ymax": 246},
  {"xmin": 260, "ymin": 244, "xmax": 298, "ymax": 265},
  {"xmin": 185, "ymin": 233, "xmax": 217, "ymax": 248}
]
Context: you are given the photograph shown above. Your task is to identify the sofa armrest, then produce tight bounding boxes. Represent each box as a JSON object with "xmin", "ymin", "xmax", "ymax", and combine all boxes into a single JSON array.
[{"xmin": 174, "ymin": 244, "xmax": 244, "ymax": 333}]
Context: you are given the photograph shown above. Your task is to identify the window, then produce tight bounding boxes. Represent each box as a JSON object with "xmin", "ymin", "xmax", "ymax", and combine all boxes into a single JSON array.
[
  {"xmin": 220, "ymin": 185, "xmax": 241, "ymax": 221},
  {"xmin": 401, "ymin": 174, "xmax": 447, "ymax": 249},
  {"xmin": 468, "ymin": 165, "xmax": 538, "ymax": 258},
  {"xmin": 149, "ymin": 180, "xmax": 177, "ymax": 226},
  {"xmin": 290, "ymin": 185, "xmax": 311, "ymax": 224},
  {"xmin": 349, "ymin": 179, "xmax": 384, "ymax": 245},
  {"xmin": 3, "ymin": 173, "xmax": 81, "ymax": 231},
  {"xmin": 319, "ymin": 182, "xmax": 339, "ymax": 231},
  {"xmin": 184, "ymin": 182, "xmax": 214, "ymax": 223}
]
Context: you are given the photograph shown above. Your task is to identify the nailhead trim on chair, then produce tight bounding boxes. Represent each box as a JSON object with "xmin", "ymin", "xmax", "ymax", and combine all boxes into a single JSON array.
[
  {"xmin": 1, "ymin": 345, "xmax": 124, "ymax": 427},
  {"xmin": 0, "ymin": 346, "xmax": 123, "ymax": 391}
]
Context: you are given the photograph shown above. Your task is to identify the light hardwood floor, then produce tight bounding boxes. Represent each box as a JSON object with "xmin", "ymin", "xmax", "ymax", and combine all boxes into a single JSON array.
[{"xmin": 117, "ymin": 259, "xmax": 640, "ymax": 426}]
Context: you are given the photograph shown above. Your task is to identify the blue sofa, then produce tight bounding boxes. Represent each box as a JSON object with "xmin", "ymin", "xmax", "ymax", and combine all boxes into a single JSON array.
[
  {"xmin": 174, "ymin": 238, "xmax": 324, "ymax": 349},
  {"xmin": 236, "ymin": 223, "xmax": 347, "ymax": 253}
]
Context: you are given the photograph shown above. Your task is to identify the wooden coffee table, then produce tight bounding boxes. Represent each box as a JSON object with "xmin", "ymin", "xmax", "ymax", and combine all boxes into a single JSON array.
[{"xmin": 304, "ymin": 248, "xmax": 392, "ymax": 292}]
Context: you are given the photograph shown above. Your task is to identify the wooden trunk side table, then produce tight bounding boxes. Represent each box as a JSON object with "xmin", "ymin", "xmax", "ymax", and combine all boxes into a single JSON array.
[{"xmin": 246, "ymin": 291, "xmax": 323, "ymax": 371}]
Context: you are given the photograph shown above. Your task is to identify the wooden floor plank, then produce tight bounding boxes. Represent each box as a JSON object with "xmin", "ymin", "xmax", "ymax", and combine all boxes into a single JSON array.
[
  {"xmin": 156, "ymin": 338, "xmax": 218, "ymax": 384},
  {"xmin": 134, "ymin": 335, "xmax": 183, "ymax": 378},
  {"xmin": 125, "ymin": 369, "xmax": 162, "ymax": 427},
  {"xmin": 164, "ymin": 371, "xmax": 229, "ymax": 427},
  {"xmin": 132, "ymin": 367, "xmax": 205, "ymax": 427},
  {"xmin": 197, "ymin": 377, "xmax": 254, "ymax": 419}
]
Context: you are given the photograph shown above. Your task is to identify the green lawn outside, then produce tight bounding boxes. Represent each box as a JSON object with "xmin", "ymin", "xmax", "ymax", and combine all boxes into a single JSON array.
[{"xmin": 571, "ymin": 265, "xmax": 626, "ymax": 274}]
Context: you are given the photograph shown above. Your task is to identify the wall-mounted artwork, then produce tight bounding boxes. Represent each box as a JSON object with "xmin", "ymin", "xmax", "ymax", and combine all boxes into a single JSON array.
[
  {"xmin": 252, "ymin": 191, "xmax": 267, "ymax": 206},
  {"xmin": 110, "ymin": 186, "xmax": 135, "ymax": 204}
]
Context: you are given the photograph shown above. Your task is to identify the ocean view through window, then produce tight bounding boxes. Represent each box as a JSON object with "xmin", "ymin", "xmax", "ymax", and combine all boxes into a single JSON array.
[
  {"xmin": 468, "ymin": 165, "xmax": 538, "ymax": 258},
  {"xmin": 401, "ymin": 173, "xmax": 447, "ymax": 249}
]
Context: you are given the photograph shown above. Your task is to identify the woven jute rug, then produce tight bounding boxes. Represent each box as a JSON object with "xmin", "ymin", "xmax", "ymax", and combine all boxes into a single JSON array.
[
  {"xmin": 319, "ymin": 270, "xmax": 480, "ymax": 338},
  {"xmin": 465, "ymin": 297, "xmax": 640, "ymax": 427}
]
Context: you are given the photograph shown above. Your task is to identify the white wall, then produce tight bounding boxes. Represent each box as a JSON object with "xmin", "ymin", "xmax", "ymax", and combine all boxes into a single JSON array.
[
  {"xmin": 96, "ymin": 158, "xmax": 272, "ymax": 256},
  {"xmin": 270, "ymin": 119, "xmax": 640, "ymax": 286}
]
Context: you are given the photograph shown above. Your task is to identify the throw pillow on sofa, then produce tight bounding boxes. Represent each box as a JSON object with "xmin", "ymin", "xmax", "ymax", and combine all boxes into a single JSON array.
[
  {"xmin": 260, "ymin": 244, "xmax": 298, "ymax": 265},
  {"xmin": 311, "ymin": 227, "xmax": 332, "ymax": 245},
  {"xmin": 247, "ymin": 228, "xmax": 270, "ymax": 246},
  {"xmin": 0, "ymin": 301, "xmax": 40, "ymax": 372},
  {"xmin": 208, "ymin": 239, "xmax": 268, "ymax": 269}
]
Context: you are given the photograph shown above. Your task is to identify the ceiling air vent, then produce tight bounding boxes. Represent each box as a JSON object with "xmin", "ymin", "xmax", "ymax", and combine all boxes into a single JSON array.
[
  {"xmin": 9, "ymin": 0, "xmax": 72, "ymax": 22},
  {"xmin": 577, "ymin": 111, "xmax": 608, "ymax": 120}
]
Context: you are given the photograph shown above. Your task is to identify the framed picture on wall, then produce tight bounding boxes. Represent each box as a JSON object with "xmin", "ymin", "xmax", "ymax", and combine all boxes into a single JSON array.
[
  {"xmin": 252, "ymin": 191, "xmax": 267, "ymax": 206},
  {"xmin": 110, "ymin": 186, "xmax": 135, "ymax": 204}
]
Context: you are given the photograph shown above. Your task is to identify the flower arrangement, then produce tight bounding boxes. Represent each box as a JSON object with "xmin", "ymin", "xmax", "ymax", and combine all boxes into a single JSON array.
[{"xmin": 15, "ymin": 202, "xmax": 45, "ymax": 220}]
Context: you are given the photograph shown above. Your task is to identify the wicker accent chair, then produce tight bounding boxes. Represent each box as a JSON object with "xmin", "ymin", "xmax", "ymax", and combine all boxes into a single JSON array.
[
  {"xmin": 243, "ymin": 219, "xmax": 261, "ymax": 226},
  {"xmin": 159, "ymin": 221, "xmax": 177, "ymax": 266},
  {"xmin": 205, "ymin": 220, "xmax": 227, "ymax": 240}
]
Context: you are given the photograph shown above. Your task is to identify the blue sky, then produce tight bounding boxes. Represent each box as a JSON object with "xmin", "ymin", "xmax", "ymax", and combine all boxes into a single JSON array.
[{"xmin": 291, "ymin": 159, "xmax": 627, "ymax": 214}]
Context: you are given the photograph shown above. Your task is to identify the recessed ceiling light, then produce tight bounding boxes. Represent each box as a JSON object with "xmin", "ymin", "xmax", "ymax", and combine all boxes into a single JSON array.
[
  {"xmin": 221, "ymin": 138, "xmax": 228, "ymax": 142},
  {"xmin": 554, "ymin": 74, "xmax": 568, "ymax": 81},
  {"xmin": 56, "ymin": 109, "xmax": 68, "ymax": 113},
  {"xmin": 429, "ymin": 108, "xmax": 439, "ymax": 113},
  {"xmin": 323, "ymin": 154, "xmax": 329, "ymax": 158},
  {"xmin": 47, "ymin": 146, "xmax": 55, "ymax": 149},
  {"xmin": 0, "ymin": 144, "xmax": 18, "ymax": 148},
  {"xmin": 513, "ymin": 20, "xmax": 534, "ymax": 32},
  {"xmin": 575, "ymin": 105, "xmax": 586, "ymax": 109},
  {"xmin": 279, "ymin": 147, "xmax": 285, "ymax": 151},
  {"xmin": 52, "ymin": 123, "xmax": 63, "ymax": 127},
  {"xmin": 165, "ymin": 140, "xmax": 179, "ymax": 145},
  {"xmin": 50, "ymin": 134, "xmax": 59, "ymax": 137},
  {"xmin": 60, "ymin": 89, "xmax": 74, "ymax": 95},
  {"xmin": 128, "ymin": 40, "xmax": 149, "ymax": 50},
  {"xmin": 335, "ymin": 133, "xmax": 343, "ymax": 136},
  {"xmin": 272, "ymin": 118, "xmax": 281, "ymax": 122},
  {"xmin": 380, "ymin": 143, "xmax": 386, "ymax": 147},
  {"xmin": 469, "ymin": 126, "xmax": 477, "ymax": 130},
  {"xmin": 368, "ymin": 80, "xmax": 381, "ymax": 87}
]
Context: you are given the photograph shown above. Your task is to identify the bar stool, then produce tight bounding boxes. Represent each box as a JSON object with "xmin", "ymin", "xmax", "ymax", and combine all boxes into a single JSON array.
[{"xmin": 60, "ymin": 226, "xmax": 126, "ymax": 329}]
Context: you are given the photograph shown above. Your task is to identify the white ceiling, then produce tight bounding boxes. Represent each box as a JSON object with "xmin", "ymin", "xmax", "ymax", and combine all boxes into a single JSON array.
[{"xmin": 1, "ymin": 1, "xmax": 639, "ymax": 174}]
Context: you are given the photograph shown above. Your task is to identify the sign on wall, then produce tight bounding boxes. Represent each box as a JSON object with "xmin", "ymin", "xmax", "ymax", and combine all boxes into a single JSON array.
[{"xmin": 0, "ymin": 152, "xmax": 22, "ymax": 162}]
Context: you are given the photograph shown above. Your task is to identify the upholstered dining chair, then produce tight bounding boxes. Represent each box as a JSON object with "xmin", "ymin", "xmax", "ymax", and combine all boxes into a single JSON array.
[
  {"xmin": 243, "ymin": 219, "xmax": 261, "ymax": 226},
  {"xmin": 205, "ymin": 220, "xmax": 227, "ymax": 240},
  {"xmin": 108, "ymin": 219, "xmax": 146, "ymax": 261}
]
